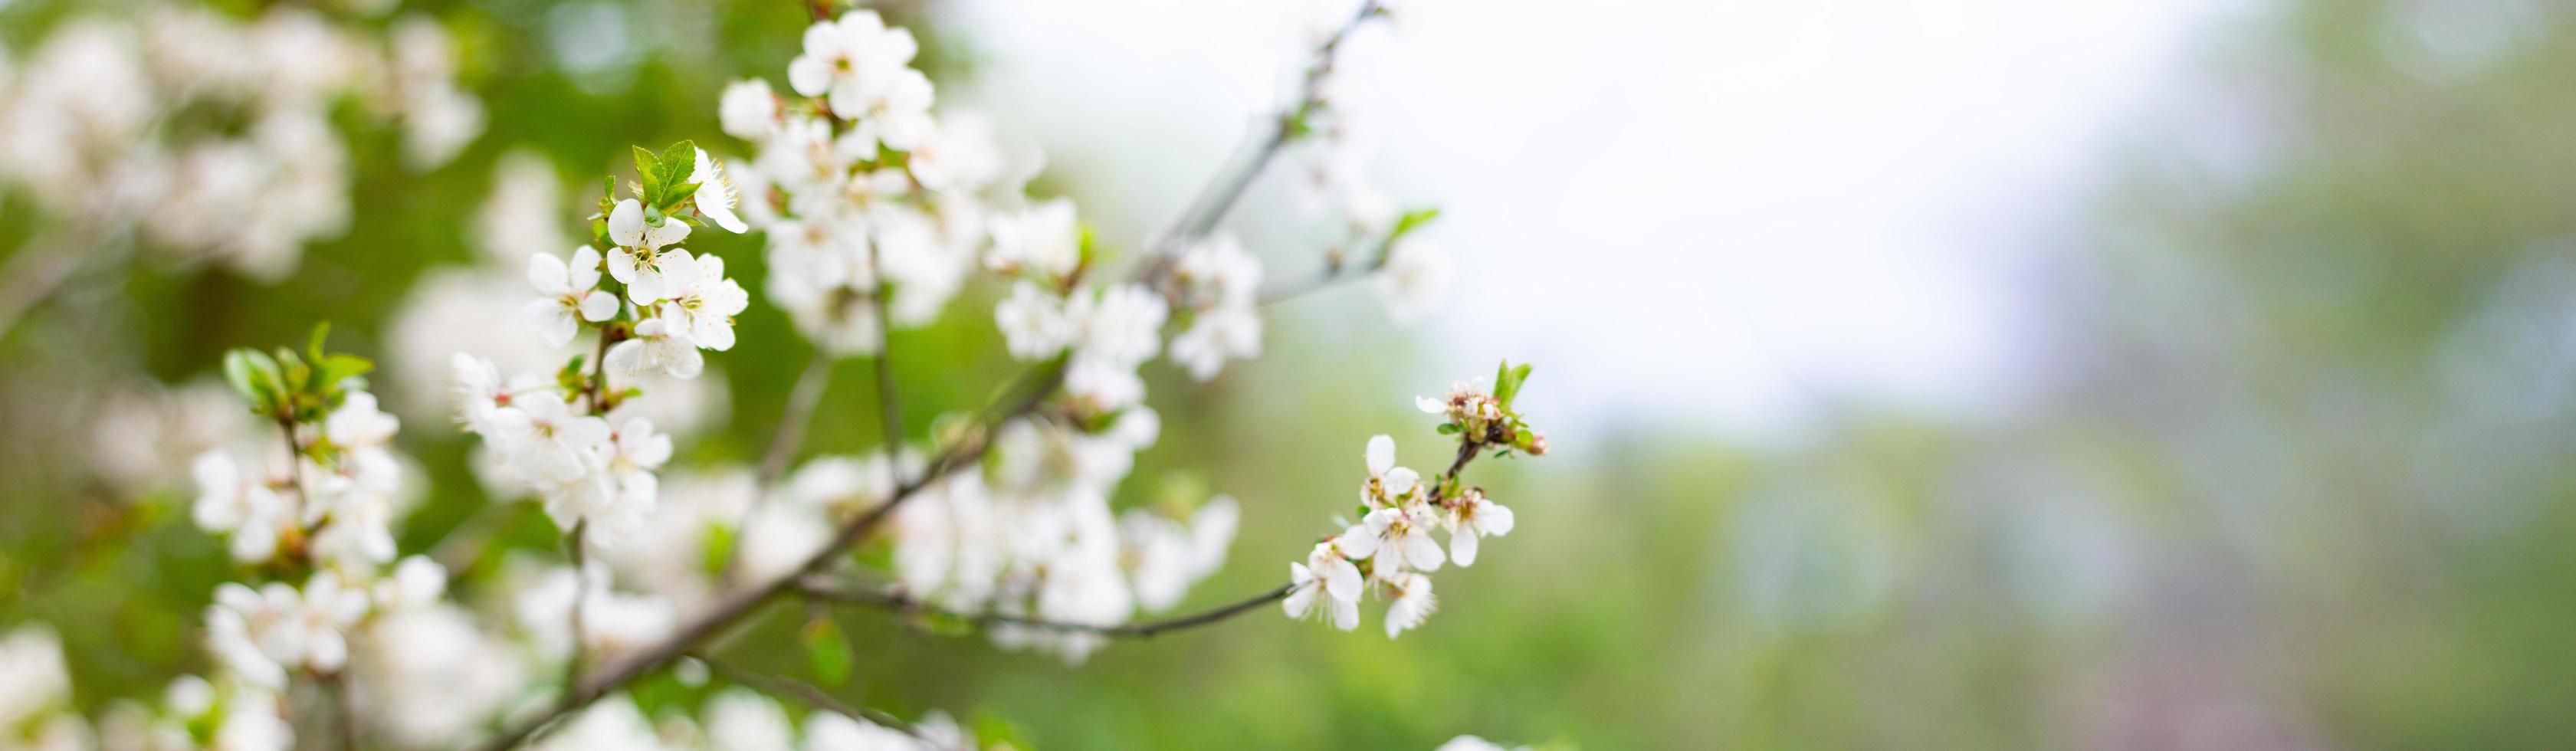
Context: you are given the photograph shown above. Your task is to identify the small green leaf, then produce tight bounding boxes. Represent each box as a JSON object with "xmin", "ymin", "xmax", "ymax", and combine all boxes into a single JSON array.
[
  {"xmin": 306, "ymin": 321, "xmax": 331, "ymax": 363},
  {"xmin": 700, "ymin": 524, "xmax": 735, "ymax": 578},
  {"xmin": 222, "ymin": 349, "xmax": 284, "ymax": 412},
  {"xmin": 1493, "ymin": 361, "xmax": 1533, "ymax": 408},
  {"xmin": 800, "ymin": 617, "xmax": 854, "ymax": 687},
  {"xmin": 319, "ymin": 354, "xmax": 373, "ymax": 387},
  {"xmin": 1436, "ymin": 423, "xmax": 1461, "ymax": 435},
  {"xmin": 1387, "ymin": 207, "xmax": 1441, "ymax": 244},
  {"xmin": 658, "ymin": 140, "xmax": 698, "ymax": 188},
  {"xmin": 632, "ymin": 146, "xmax": 663, "ymax": 201}
]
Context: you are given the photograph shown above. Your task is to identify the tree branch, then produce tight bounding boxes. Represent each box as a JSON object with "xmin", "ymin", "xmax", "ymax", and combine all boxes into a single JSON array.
[
  {"xmin": 801, "ymin": 579, "xmax": 1298, "ymax": 640},
  {"xmin": 1137, "ymin": 0, "xmax": 1387, "ymax": 285},
  {"xmin": 472, "ymin": 360, "xmax": 1065, "ymax": 750},
  {"xmin": 723, "ymin": 348, "xmax": 839, "ymax": 585},
  {"xmin": 688, "ymin": 652, "xmax": 928, "ymax": 743}
]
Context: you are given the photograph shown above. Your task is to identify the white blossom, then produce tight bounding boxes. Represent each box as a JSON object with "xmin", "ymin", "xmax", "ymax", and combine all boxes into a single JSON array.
[
  {"xmin": 1382, "ymin": 572, "xmax": 1436, "ymax": 638},
  {"xmin": 995, "ymin": 281, "xmax": 1072, "ymax": 359},
  {"xmin": 718, "ymin": 78, "xmax": 783, "ymax": 143},
  {"xmin": 1170, "ymin": 303, "xmax": 1262, "ymax": 381},
  {"xmin": 190, "ymin": 451, "xmax": 287, "ymax": 562},
  {"xmin": 1442, "ymin": 488, "xmax": 1514, "ymax": 566},
  {"xmin": 693, "ymin": 148, "xmax": 750, "ymax": 234},
  {"xmin": 524, "ymin": 245, "xmax": 619, "ymax": 348},
  {"xmin": 607, "ymin": 316, "xmax": 708, "ymax": 379},
  {"xmin": 480, "ymin": 390, "xmax": 611, "ymax": 486},
  {"xmin": 1374, "ymin": 238, "xmax": 1453, "ymax": 325},
  {"xmin": 985, "ymin": 198, "xmax": 1081, "ymax": 278},
  {"xmin": 658, "ymin": 253, "xmax": 750, "ymax": 351},
  {"xmin": 786, "ymin": 11, "xmax": 921, "ymax": 123},
  {"xmin": 606, "ymin": 198, "xmax": 699, "ymax": 304}
]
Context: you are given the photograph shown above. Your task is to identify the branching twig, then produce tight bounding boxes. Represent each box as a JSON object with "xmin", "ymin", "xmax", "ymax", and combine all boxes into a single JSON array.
[
  {"xmin": 563, "ymin": 520, "xmax": 589, "ymax": 690},
  {"xmin": 689, "ymin": 652, "xmax": 928, "ymax": 743},
  {"xmin": 471, "ymin": 360, "xmax": 1066, "ymax": 750},
  {"xmin": 1137, "ymin": 0, "xmax": 1387, "ymax": 285},
  {"xmin": 801, "ymin": 579, "xmax": 1299, "ymax": 640},
  {"xmin": 724, "ymin": 348, "xmax": 839, "ymax": 584},
  {"xmin": 867, "ymin": 244, "xmax": 906, "ymax": 480}
]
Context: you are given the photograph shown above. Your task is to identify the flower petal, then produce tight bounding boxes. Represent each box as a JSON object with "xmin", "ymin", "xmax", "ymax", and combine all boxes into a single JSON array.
[{"xmin": 1448, "ymin": 529, "xmax": 1478, "ymax": 567}]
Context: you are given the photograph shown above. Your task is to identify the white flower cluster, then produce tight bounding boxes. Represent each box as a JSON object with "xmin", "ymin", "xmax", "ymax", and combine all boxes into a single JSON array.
[
  {"xmin": 190, "ymin": 388, "xmax": 405, "ymax": 568},
  {"xmin": 0, "ymin": 625, "xmax": 85, "ymax": 750},
  {"xmin": 454, "ymin": 153, "xmax": 747, "ymax": 544},
  {"xmin": 1288, "ymin": 369, "xmax": 1545, "ymax": 639},
  {"xmin": 894, "ymin": 412, "xmax": 1242, "ymax": 664},
  {"xmin": 1166, "ymin": 235, "xmax": 1266, "ymax": 380},
  {"xmin": 717, "ymin": 9, "xmax": 1017, "ymax": 356},
  {"xmin": 147, "ymin": 339, "xmax": 529, "ymax": 750},
  {"xmin": 530, "ymin": 690, "xmax": 971, "ymax": 751},
  {"xmin": 0, "ymin": 6, "xmax": 481, "ymax": 281}
]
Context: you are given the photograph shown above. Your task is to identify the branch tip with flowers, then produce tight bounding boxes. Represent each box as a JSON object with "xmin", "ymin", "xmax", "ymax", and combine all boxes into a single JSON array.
[{"xmin": 8, "ymin": 2, "xmax": 1543, "ymax": 749}]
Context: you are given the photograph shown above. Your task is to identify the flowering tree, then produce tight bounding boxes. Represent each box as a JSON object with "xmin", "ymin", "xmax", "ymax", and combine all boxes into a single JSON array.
[
  {"xmin": 0, "ymin": 3, "xmax": 483, "ymax": 339},
  {"xmin": 0, "ymin": 2, "xmax": 1549, "ymax": 749}
]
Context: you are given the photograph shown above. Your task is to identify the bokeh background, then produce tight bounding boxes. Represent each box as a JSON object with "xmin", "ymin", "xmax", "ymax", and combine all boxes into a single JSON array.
[{"xmin": 6, "ymin": 0, "xmax": 2576, "ymax": 747}]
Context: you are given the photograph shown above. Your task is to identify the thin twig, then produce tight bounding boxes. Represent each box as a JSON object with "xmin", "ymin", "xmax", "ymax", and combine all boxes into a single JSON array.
[
  {"xmin": 867, "ymin": 244, "xmax": 906, "ymax": 480},
  {"xmin": 563, "ymin": 520, "xmax": 589, "ymax": 692},
  {"xmin": 802, "ymin": 580, "xmax": 1299, "ymax": 640},
  {"xmin": 689, "ymin": 652, "xmax": 929, "ymax": 743},
  {"xmin": 724, "ymin": 348, "xmax": 839, "ymax": 584},
  {"xmin": 321, "ymin": 670, "xmax": 360, "ymax": 750},
  {"xmin": 1137, "ymin": 0, "xmax": 1387, "ymax": 285},
  {"xmin": 472, "ymin": 361, "xmax": 1066, "ymax": 751}
]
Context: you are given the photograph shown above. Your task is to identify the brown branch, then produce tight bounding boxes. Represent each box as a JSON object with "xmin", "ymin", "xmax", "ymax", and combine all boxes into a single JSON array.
[
  {"xmin": 802, "ymin": 579, "xmax": 1299, "ymax": 640},
  {"xmin": 688, "ymin": 652, "xmax": 927, "ymax": 743},
  {"xmin": 471, "ymin": 360, "xmax": 1065, "ymax": 750}
]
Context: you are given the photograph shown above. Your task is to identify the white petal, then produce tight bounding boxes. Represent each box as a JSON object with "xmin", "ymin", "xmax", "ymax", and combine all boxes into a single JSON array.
[
  {"xmin": 692, "ymin": 313, "xmax": 737, "ymax": 351},
  {"xmin": 569, "ymin": 246, "xmax": 604, "ymax": 289},
  {"xmin": 576, "ymin": 290, "xmax": 619, "ymax": 323},
  {"xmin": 609, "ymin": 199, "xmax": 646, "ymax": 247},
  {"xmin": 1404, "ymin": 533, "xmax": 1445, "ymax": 572},
  {"xmin": 1324, "ymin": 558, "xmax": 1363, "ymax": 602},
  {"xmin": 1448, "ymin": 529, "xmax": 1479, "ymax": 567},
  {"xmin": 787, "ymin": 54, "xmax": 828, "ymax": 97},
  {"xmin": 1366, "ymin": 435, "xmax": 1394, "ymax": 474},
  {"xmin": 527, "ymin": 252, "xmax": 569, "ymax": 295},
  {"xmin": 1334, "ymin": 528, "xmax": 1377, "ymax": 560},
  {"xmin": 605, "ymin": 248, "xmax": 641, "ymax": 285},
  {"xmin": 646, "ymin": 216, "xmax": 692, "ymax": 249},
  {"xmin": 1331, "ymin": 597, "xmax": 1359, "ymax": 631},
  {"xmin": 1383, "ymin": 467, "xmax": 1419, "ymax": 497},
  {"xmin": 524, "ymin": 300, "xmax": 576, "ymax": 348},
  {"xmin": 1283, "ymin": 583, "xmax": 1316, "ymax": 619},
  {"xmin": 1416, "ymin": 395, "xmax": 1446, "ymax": 413},
  {"xmin": 1478, "ymin": 503, "xmax": 1514, "ymax": 537}
]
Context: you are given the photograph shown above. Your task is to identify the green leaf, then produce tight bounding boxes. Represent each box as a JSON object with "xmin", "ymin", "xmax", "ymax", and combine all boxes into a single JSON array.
[
  {"xmin": 306, "ymin": 321, "xmax": 331, "ymax": 363},
  {"xmin": 222, "ymin": 349, "xmax": 283, "ymax": 411},
  {"xmin": 799, "ymin": 617, "xmax": 854, "ymax": 687},
  {"xmin": 665, "ymin": 182, "xmax": 701, "ymax": 208},
  {"xmin": 658, "ymin": 140, "xmax": 698, "ymax": 188},
  {"xmin": 632, "ymin": 146, "xmax": 663, "ymax": 202},
  {"xmin": 1436, "ymin": 422, "xmax": 1461, "ymax": 435},
  {"xmin": 318, "ymin": 354, "xmax": 373, "ymax": 387},
  {"xmin": 1494, "ymin": 361, "xmax": 1533, "ymax": 408},
  {"xmin": 699, "ymin": 524, "xmax": 735, "ymax": 578},
  {"xmin": 1387, "ymin": 207, "xmax": 1442, "ymax": 244}
]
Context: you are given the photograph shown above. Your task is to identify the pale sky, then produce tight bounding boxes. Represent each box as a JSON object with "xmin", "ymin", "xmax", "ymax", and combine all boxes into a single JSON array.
[{"xmin": 942, "ymin": 0, "xmax": 2248, "ymax": 446}]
